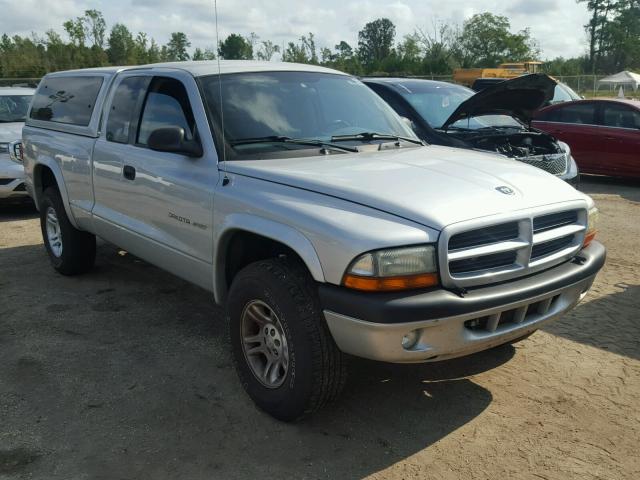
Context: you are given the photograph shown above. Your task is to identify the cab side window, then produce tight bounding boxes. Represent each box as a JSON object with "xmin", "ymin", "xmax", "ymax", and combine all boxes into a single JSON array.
[
  {"xmin": 30, "ymin": 76, "xmax": 104, "ymax": 126},
  {"xmin": 137, "ymin": 77, "xmax": 195, "ymax": 146},
  {"xmin": 540, "ymin": 103, "xmax": 596, "ymax": 125},
  {"xmin": 601, "ymin": 103, "xmax": 640, "ymax": 129},
  {"xmin": 106, "ymin": 76, "xmax": 150, "ymax": 143}
]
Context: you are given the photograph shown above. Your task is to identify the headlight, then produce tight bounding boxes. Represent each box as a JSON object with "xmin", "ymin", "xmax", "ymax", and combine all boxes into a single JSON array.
[
  {"xmin": 584, "ymin": 207, "xmax": 598, "ymax": 247},
  {"xmin": 557, "ymin": 141, "xmax": 571, "ymax": 155},
  {"xmin": 343, "ymin": 245, "xmax": 438, "ymax": 291}
]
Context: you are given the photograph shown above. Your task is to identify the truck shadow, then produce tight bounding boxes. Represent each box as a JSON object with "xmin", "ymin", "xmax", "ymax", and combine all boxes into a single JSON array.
[
  {"xmin": 543, "ymin": 283, "xmax": 640, "ymax": 361},
  {"xmin": 0, "ymin": 241, "xmax": 511, "ymax": 479},
  {"xmin": 0, "ymin": 201, "xmax": 38, "ymax": 222},
  {"xmin": 579, "ymin": 175, "xmax": 640, "ymax": 202}
]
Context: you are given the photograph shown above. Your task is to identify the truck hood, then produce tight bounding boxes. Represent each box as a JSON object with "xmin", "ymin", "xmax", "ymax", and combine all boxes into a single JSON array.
[
  {"xmin": 0, "ymin": 122, "xmax": 24, "ymax": 142},
  {"xmin": 442, "ymin": 74, "xmax": 557, "ymax": 129},
  {"xmin": 224, "ymin": 145, "xmax": 586, "ymax": 230}
]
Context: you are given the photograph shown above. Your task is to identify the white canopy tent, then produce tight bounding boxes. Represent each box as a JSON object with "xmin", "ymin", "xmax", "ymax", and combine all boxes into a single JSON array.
[{"xmin": 597, "ymin": 71, "xmax": 640, "ymax": 91}]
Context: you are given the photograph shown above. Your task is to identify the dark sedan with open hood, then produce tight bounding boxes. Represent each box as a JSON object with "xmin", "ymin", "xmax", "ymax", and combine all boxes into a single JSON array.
[{"xmin": 363, "ymin": 74, "xmax": 579, "ymax": 184}]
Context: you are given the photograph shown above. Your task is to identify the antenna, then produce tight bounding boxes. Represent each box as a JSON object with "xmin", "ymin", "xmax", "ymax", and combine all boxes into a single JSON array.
[{"xmin": 213, "ymin": 0, "xmax": 228, "ymax": 184}]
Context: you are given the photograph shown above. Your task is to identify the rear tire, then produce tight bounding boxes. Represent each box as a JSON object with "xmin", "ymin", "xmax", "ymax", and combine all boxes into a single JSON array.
[
  {"xmin": 40, "ymin": 186, "xmax": 96, "ymax": 275},
  {"xmin": 228, "ymin": 258, "xmax": 347, "ymax": 421}
]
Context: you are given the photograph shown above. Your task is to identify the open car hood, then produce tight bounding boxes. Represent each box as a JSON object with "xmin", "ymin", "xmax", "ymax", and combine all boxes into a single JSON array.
[{"xmin": 442, "ymin": 74, "xmax": 557, "ymax": 129}]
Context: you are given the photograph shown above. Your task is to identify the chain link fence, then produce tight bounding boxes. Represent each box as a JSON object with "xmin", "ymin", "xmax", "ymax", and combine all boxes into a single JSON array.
[
  {"xmin": 554, "ymin": 75, "xmax": 640, "ymax": 99},
  {"xmin": 406, "ymin": 74, "xmax": 639, "ymax": 99}
]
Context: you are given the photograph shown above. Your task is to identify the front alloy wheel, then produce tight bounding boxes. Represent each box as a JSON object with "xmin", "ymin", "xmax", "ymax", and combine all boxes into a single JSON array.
[
  {"xmin": 241, "ymin": 300, "xmax": 290, "ymax": 388},
  {"xmin": 228, "ymin": 258, "xmax": 347, "ymax": 421}
]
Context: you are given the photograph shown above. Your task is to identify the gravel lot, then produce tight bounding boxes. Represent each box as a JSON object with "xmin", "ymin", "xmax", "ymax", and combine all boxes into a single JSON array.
[{"xmin": 1, "ymin": 177, "xmax": 639, "ymax": 480}]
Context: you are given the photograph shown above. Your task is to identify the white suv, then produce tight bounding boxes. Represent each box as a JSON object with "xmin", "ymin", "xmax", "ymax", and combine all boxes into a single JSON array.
[{"xmin": 0, "ymin": 87, "xmax": 35, "ymax": 200}]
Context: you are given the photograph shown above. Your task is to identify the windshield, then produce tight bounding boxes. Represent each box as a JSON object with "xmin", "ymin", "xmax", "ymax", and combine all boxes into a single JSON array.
[
  {"xmin": 397, "ymin": 82, "xmax": 521, "ymax": 130},
  {"xmin": 551, "ymin": 83, "xmax": 581, "ymax": 104},
  {"xmin": 200, "ymin": 72, "xmax": 416, "ymax": 159},
  {"xmin": 448, "ymin": 115, "xmax": 522, "ymax": 130},
  {"xmin": 399, "ymin": 83, "xmax": 474, "ymax": 128},
  {"xmin": 0, "ymin": 95, "xmax": 32, "ymax": 122}
]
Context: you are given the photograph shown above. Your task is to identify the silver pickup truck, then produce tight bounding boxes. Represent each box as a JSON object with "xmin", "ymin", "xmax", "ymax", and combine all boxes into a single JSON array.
[{"xmin": 22, "ymin": 61, "xmax": 605, "ymax": 421}]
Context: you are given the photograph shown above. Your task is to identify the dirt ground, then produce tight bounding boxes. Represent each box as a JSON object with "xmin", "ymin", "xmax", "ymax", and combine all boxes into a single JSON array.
[{"xmin": 1, "ymin": 176, "xmax": 639, "ymax": 480}]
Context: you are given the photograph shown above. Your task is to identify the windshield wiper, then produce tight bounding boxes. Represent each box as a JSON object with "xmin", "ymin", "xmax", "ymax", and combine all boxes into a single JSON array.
[
  {"xmin": 330, "ymin": 132, "xmax": 423, "ymax": 145},
  {"xmin": 230, "ymin": 136, "xmax": 358, "ymax": 153}
]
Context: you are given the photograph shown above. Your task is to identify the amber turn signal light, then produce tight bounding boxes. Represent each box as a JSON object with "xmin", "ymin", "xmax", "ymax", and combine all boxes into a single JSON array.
[
  {"xmin": 343, "ymin": 272, "xmax": 439, "ymax": 292},
  {"xmin": 583, "ymin": 230, "xmax": 597, "ymax": 248}
]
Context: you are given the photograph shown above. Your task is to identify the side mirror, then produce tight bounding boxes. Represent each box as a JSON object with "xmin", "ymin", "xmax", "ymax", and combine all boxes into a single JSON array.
[
  {"xmin": 8, "ymin": 140, "xmax": 23, "ymax": 164},
  {"xmin": 147, "ymin": 127, "xmax": 203, "ymax": 157}
]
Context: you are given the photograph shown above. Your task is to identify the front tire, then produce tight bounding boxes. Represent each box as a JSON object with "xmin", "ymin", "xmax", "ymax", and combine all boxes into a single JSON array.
[
  {"xmin": 228, "ymin": 258, "xmax": 347, "ymax": 421},
  {"xmin": 40, "ymin": 186, "xmax": 96, "ymax": 275}
]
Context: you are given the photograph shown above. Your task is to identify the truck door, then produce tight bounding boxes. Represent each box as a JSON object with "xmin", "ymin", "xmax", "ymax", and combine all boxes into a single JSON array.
[{"xmin": 91, "ymin": 71, "xmax": 219, "ymax": 291}]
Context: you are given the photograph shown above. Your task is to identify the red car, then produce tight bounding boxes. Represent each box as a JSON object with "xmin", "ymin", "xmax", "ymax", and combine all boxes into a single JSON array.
[{"xmin": 533, "ymin": 99, "xmax": 640, "ymax": 178}]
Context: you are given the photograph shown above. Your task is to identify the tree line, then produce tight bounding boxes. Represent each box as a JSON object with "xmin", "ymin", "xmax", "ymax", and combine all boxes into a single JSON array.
[
  {"xmin": 579, "ymin": 0, "xmax": 640, "ymax": 73},
  {"xmin": 1, "ymin": 5, "xmax": 638, "ymax": 79}
]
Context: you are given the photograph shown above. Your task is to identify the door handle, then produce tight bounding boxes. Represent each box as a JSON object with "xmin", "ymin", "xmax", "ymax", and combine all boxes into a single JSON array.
[{"xmin": 123, "ymin": 165, "xmax": 136, "ymax": 180}]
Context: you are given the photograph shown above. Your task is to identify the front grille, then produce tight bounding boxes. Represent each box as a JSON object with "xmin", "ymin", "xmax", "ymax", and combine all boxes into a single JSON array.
[
  {"xmin": 450, "ymin": 251, "xmax": 517, "ymax": 274},
  {"xmin": 534, "ymin": 210, "xmax": 578, "ymax": 232},
  {"xmin": 531, "ymin": 236, "xmax": 574, "ymax": 259},
  {"xmin": 449, "ymin": 222, "xmax": 519, "ymax": 250},
  {"xmin": 518, "ymin": 153, "xmax": 569, "ymax": 176},
  {"xmin": 0, "ymin": 178, "xmax": 15, "ymax": 185},
  {"xmin": 442, "ymin": 207, "xmax": 587, "ymax": 288},
  {"xmin": 464, "ymin": 294, "xmax": 562, "ymax": 332}
]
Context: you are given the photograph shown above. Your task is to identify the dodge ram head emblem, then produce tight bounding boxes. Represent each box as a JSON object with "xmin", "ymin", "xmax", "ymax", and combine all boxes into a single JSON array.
[{"xmin": 495, "ymin": 186, "xmax": 515, "ymax": 195}]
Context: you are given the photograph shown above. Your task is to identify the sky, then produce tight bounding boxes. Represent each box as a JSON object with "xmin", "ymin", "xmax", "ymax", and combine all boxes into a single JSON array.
[{"xmin": 0, "ymin": 0, "xmax": 590, "ymax": 60}]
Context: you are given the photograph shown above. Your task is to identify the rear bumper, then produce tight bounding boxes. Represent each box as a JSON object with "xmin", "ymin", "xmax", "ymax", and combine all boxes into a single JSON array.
[{"xmin": 319, "ymin": 241, "xmax": 605, "ymax": 363}]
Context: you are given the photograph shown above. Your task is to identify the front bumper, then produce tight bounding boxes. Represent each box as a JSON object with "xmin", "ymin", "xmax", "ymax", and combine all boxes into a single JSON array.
[
  {"xmin": 319, "ymin": 241, "xmax": 605, "ymax": 363},
  {"xmin": 0, "ymin": 156, "xmax": 28, "ymax": 199}
]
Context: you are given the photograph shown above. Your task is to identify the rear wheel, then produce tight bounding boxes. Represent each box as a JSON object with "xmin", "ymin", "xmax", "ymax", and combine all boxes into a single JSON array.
[
  {"xmin": 228, "ymin": 258, "xmax": 347, "ymax": 421},
  {"xmin": 40, "ymin": 187, "xmax": 96, "ymax": 275}
]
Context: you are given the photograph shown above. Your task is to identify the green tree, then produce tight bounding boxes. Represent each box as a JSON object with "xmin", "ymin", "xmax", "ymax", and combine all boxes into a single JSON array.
[
  {"xmin": 456, "ymin": 13, "xmax": 539, "ymax": 67},
  {"xmin": 218, "ymin": 33, "xmax": 253, "ymax": 59},
  {"xmin": 282, "ymin": 34, "xmax": 317, "ymax": 63},
  {"xmin": 193, "ymin": 47, "xmax": 216, "ymax": 60},
  {"xmin": 578, "ymin": 0, "xmax": 616, "ymax": 72},
  {"xmin": 83, "ymin": 9, "xmax": 106, "ymax": 48},
  {"xmin": 603, "ymin": 0, "xmax": 640, "ymax": 71},
  {"xmin": 63, "ymin": 18, "xmax": 85, "ymax": 47},
  {"xmin": 357, "ymin": 18, "xmax": 396, "ymax": 70},
  {"xmin": 282, "ymin": 41, "xmax": 308, "ymax": 63},
  {"xmin": 165, "ymin": 32, "xmax": 191, "ymax": 61},
  {"xmin": 415, "ymin": 23, "xmax": 461, "ymax": 74},
  {"xmin": 395, "ymin": 34, "xmax": 422, "ymax": 73},
  {"xmin": 147, "ymin": 39, "xmax": 162, "ymax": 63},
  {"xmin": 107, "ymin": 23, "xmax": 135, "ymax": 65},
  {"xmin": 256, "ymin": 40, "xmax": 279, "ymax": 61}
]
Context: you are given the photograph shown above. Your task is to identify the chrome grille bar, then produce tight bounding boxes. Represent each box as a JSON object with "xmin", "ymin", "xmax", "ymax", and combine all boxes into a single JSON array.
[{"xmin": 448, "ymin": 239, "xmax": 530, "ymax": 260}]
